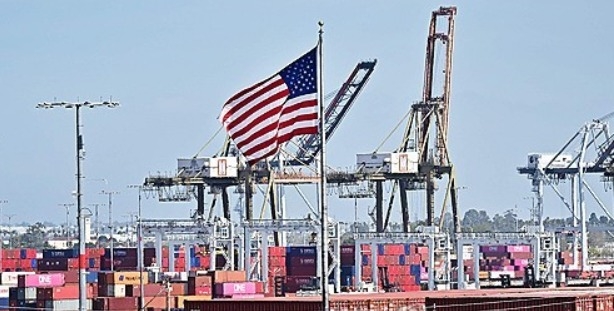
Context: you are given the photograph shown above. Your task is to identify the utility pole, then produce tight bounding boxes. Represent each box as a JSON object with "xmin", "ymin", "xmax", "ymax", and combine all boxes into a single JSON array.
[
  {"xmin": 101, "ymin": 190, "xmax": 119, "ymax": 271},
  {"xmin": 59, "ymin": 203, "xmax": 74, "ymax": 243},
  {"xmin": 128, "ymin": 184, "xmax": 148, "ymax": 311},
  {"xmin": 37, "ymin": 100, "xmax": 118, "ymax": 311},
  {"xmin": 5, "ymin": 214, "xmax": 16, "ymax": 249},
  {"xmin": 88, "ymin": 203, "xmax": 105, "ymax": 248}
]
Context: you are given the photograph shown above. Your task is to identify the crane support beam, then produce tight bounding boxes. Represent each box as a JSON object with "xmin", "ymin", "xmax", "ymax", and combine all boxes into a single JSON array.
[{"xmin": 287, "ymin": 60, "xmax": 377, "ymax": 166}]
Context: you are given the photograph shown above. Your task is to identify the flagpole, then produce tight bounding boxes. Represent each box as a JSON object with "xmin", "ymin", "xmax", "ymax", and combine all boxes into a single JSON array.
[{"xmin": 317, "ymin": 21, "xmax": 330, "ymax": 311}]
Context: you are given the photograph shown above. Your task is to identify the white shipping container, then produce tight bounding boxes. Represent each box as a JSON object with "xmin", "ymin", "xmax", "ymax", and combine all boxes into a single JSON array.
[
  {"xmin": 388, "ymin": 152, "xmax": 419, "ymax": 174},
  {"xmin": 45, "ymin": 299, "xmax": 90, "ymax": 311},
  {"xmin": 357, "ymin": 152, "xmax": 419, "ymax": 174},
  {"xmin": 25, "ymin": 287, "xmax": 36, "ymax": 300},
  {"xmin": 0, "ymin": 272, "xmax": 34, "ymax": 285},
  {"xmin": 203, "ymin": 157, "xmax": 238, "ymax": 178},
  {"xmin": 106, "ymin": 284, "xmax": 126, "ymax": 298},
  {"xmin": 0, "ymin": 286, "xmax": 9, "ymax": 298},
  {"xmin": 527, "ymin": 153, "xmax": 573, "ymax": 169},
  {"xmin": 489, "ymin": 271, "xmax": 514, "ymax": 279},
  {"xmin": 163, "ymin": 271, "xmax": 188, "ymax": 282}
]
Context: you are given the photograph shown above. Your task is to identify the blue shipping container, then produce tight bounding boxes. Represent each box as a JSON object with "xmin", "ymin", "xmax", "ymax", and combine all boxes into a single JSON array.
[
  {"xmin": 410, "ymin": 264, "xmax": 421, "ymax": 276},
  {"xmin": 19, "ymin": 249, "xmax": 27, "ymax": 259},
  {"xmin": 377, "ymin": 244, "xmax": 385, "ymax": 256},
  {"xmin": 404, "ymin": 244, "xmax": 412, "ymax": 255},
  {"xmin": 42, "ymin": 249, "xmax": 78, "ymax": 259},
  {"xmin": 0, "ymin": 298, "xmax": 8, "ymax": 308},
  {"xmin": 361, "ymin": 255, "xmax": 369, "ymax": 266},
  {"xmin": 194, "ymin": 256, "xmax": 201, "ymax": 267},
  {"xmin": 286, "ymin": 246, "xmax": 317, "ymax": 257},
  {"xmin": 86, "ymin": 272, "xmax": 98, "ymax": 283},
  {"xmin": 189, "ymin": 247, "xmax": 196, "ymax": 258},
  {"xmin": 88, "ymin": 258, "xmax": 96, "ymax": 268},
  {"xmin": 31, "ymin": 259, "xmax": 37, "ymax": 268},
  {"xmin": 399, "ymin": 255, "xmax": 406, "ymax": 266}
]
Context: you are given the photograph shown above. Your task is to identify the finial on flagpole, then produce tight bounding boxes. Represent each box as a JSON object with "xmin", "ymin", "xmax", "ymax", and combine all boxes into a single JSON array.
[{"xmin": 318, "ymin": 21, "xmax": 324, "ymax": 34}]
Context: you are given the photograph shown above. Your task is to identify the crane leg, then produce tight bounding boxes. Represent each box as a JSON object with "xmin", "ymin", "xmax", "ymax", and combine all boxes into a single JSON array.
[
  {"xmin": 376, "ymin": 181, "xmax": 384, "ymax": 232},
  {"xmin": 399, "ymin": 180, "xmax": 411, "ymax": 232}
]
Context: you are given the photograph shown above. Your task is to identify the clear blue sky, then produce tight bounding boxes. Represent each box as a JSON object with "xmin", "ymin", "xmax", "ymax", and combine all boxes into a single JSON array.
[{"xmin": 1, "ymin": 1, "xmax": 613, "ymax": 226}]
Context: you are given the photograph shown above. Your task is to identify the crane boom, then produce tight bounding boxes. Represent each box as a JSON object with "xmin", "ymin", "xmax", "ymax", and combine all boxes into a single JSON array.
[{"xmin": 286, "ymin": 60, "xmax": 377, "ymax": 166}]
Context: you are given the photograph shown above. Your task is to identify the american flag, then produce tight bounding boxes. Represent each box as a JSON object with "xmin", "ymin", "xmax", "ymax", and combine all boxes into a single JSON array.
[{"xmin": 220, "ymin": 47, "xmax": 319, "ymax": 165}]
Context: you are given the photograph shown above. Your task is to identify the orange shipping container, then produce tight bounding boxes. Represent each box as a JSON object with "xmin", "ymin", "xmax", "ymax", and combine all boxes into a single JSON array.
[
  {"xmin": 103, "ymin": 271, "xmax": 149, "ymax": 285},
  {"xmin": 170, "ymin": 283, "xmax": 186, "ymax": 296},
  {"xmin": 175, "ymin": 295, "xmax": 211, "ymax": 309}
]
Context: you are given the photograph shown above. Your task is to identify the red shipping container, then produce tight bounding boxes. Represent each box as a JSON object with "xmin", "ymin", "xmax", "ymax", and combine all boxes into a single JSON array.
[
  {"xmin": 62, "ymin": 270, "xmax": 80, "ymax": 284},
  {"xmin": 18, "ymin": 260, "xmax": 30, "ymax": 269},
  {"xmin": 94, "ymin": 297, "xmax": 138, "ymax": 310},
  {"xmin": 360, "ymin": 244, "xmax": 372, "ymax": 253},
  {"xmin": 125, "ymin": 283, "xmax": 164, "ymax": 297},
  {"xmin": 287, "ymin": 257, "xmax": 316, "ymax": 266},
  {"xmin": 267, "ymin": 256, "xmax": 285, "ymax": 267},
  {"xmin": 268, "ymin": 247, "xmax": 285, "ymax": 257},
  {"xmin": 50, "ymin": 284, "xmax": 79, "ymax": 299},
  {"xmin": 193, "ymin": 286, "xmax": 212, "ymax": 295},
  {"xmin": 269, "ymin": 265, "xmax": 286, "ymax": 276},
  {"xmin": 68, "ymin": 258, "xmax": 79, "ymax": 269},
  {"xmin": 254, "ymin": 281, "xmax": 265, "ymax": 294},
  {"xmin": 25, "ymin": 249, "xmax": 37, "ymax": 259},
  {"xmin": 416, "ymin": 246, "xmax": 429, "ymax": 255}
]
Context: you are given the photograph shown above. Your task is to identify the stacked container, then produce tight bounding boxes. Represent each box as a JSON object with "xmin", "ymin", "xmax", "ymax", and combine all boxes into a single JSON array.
[
  {"xmin": 356, "ymin": 243, "xmax": 423, "ymax": 291},
  {"xmin": 267, "ymin": 246, "xmax": 286, "ymax": 294},
  {"xmin": 211, "ymin": 270, "xmax": 263, "ymax": 299},
  {"xmin": 0, "ymin": 249, "xmax": 37, "ymax": 272},
  {"xmin": 476, "ymin": 244, "xmax": 533, "ymax": 279},
  {"xmin": 285, "ymin": 246, "xmax": 317, "ymax": 293}
]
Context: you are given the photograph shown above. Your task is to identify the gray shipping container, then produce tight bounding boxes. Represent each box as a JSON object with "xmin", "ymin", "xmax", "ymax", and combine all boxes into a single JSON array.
[
  {"xmin": 25, "ymin": 287, "xmax": 36, "ymax": 300},
  {"xmin": 44, "ymin": 299, "xmax": 92, "ymax": 311}
]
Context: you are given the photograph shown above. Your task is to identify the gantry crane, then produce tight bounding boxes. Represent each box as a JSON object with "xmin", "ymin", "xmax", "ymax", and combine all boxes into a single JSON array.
[
  {"xmin": 143, "ymin": 60, "xmax": 377, "ymax": 232},
  {"xmin": 360, "ymin": 6, "xmax": 458, "ymax": 233},
  {"xmin": 517, "ymin": 111, "xmax": 614, "ymax": 270}
]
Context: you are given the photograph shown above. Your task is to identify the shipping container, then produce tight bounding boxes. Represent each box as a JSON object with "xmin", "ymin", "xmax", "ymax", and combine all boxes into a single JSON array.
[
  {"xmin": 18, "ymin": 273, "xmax": 65, "ymax": 287},
  {"xmin": 93, "ymin": 296, "xmax": 138, "ymax": 310},
  {"xmin": 43, "ymin": 299, "xmax": 84, "ymax": 311},
  {"xmin": 214, "ymin": 282, "xmax": 257, "ymax": 297},
  {"xmin": 0, "ymin": 271, "xmax": 34, "ymax": 286},
  {"xmin": 42, "ymin": 249, "xmax": 79, "ymax": 259},
  {"xmin": 100, "ymin": 271, "xmax": 148, "ymax": 285}
]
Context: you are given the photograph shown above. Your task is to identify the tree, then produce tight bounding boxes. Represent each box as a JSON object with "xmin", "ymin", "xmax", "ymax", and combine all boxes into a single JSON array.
[
  {"xmin": 18, "ymin": 222, "xmax": 49, "ymax": 249},
  {"xmin": 461, "ymin": 209, "xmax": 493, "ymax": 232}
]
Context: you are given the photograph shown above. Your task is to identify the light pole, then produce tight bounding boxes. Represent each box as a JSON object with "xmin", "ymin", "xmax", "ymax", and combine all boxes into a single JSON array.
[
  {"xmin": 88, "ymin": 204, "xmax": 105, "ymax": 248},
  {"xmin": 5, "ymin": 214, "xmax": 16, "ymax": 249},
  {"xmin": 101, "ymin": 190, "xmax": 119, "ymax": 271},
  {"xmin": 523, "ymin": 196, "xmax": 536, "ymax": 226},
  {"xmin": 37, "ymin": 100, "xmax": 118, "ymax": 311},
  {"xmin": 59, "ymin": 203, "xmax": 74, "ymax": 243},
  {"xmin": 128, "ymin": 184, "xmax": 148, "ymax": 311},
  {"xmin": 0, "ymin": 200, "xmax": 8, "ymax": 271}
]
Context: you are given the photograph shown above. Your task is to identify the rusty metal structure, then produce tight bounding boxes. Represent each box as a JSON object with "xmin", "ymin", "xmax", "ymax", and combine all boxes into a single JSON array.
[{"xmin": 386, "ymin": 6, "xmax": 459, "ymax": 233}]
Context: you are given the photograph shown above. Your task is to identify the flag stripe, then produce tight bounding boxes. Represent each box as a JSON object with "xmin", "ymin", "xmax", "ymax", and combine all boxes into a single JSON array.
[
  {"xmin": 239, "ymin": 95, "xmax": 317, "ymax": 152},
  {"xmin": 220, "ymin": 46, "xmax": 318, "ymax": 165},
  {"xmin": 221, "ymin": 77, "xmax": 286, "ymax": 124}
]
